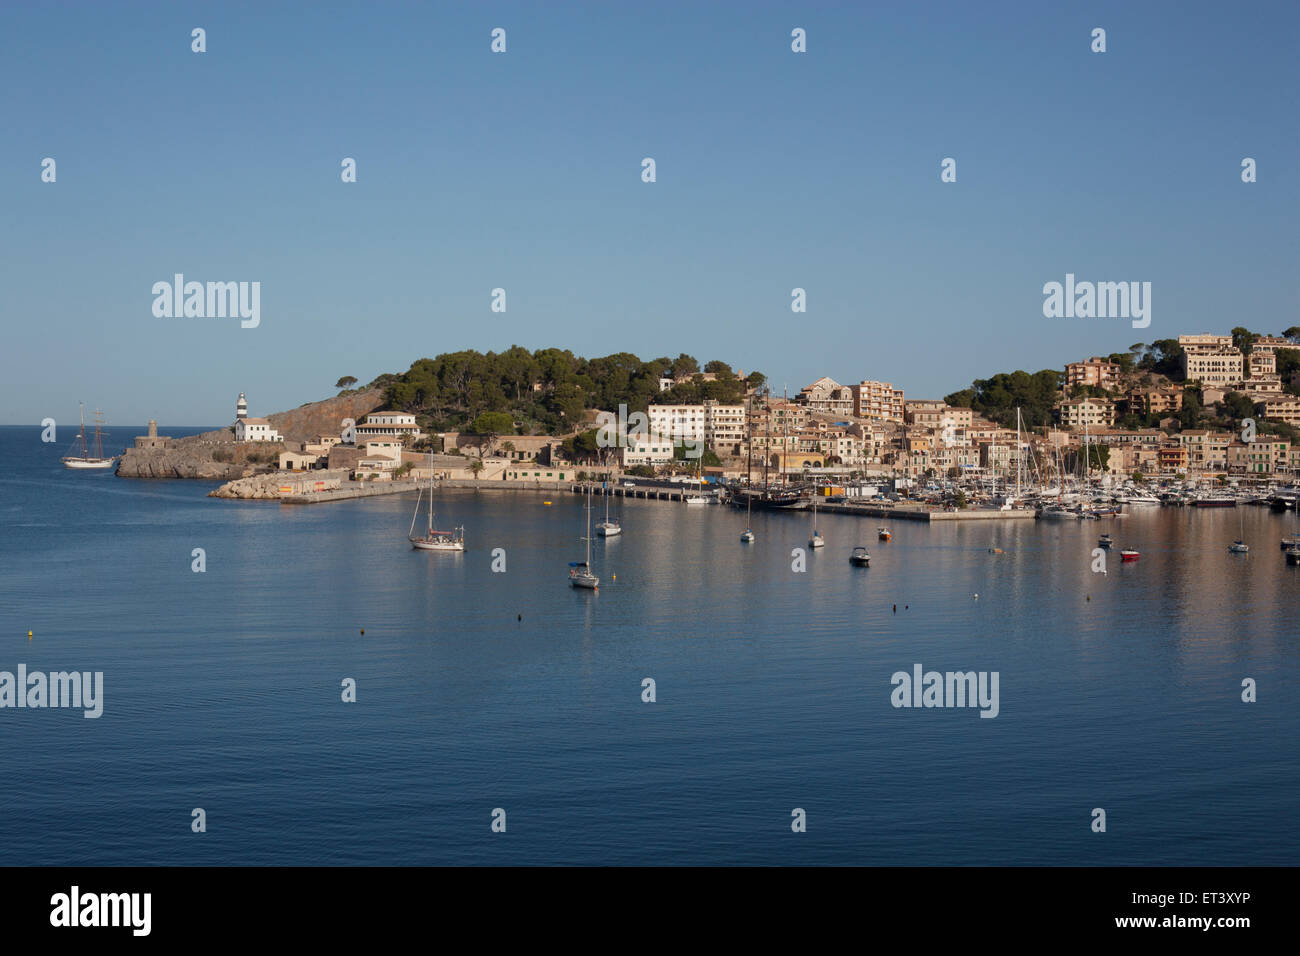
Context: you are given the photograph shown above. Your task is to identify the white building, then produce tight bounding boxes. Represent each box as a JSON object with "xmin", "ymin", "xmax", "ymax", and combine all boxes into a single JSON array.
[
  {"xmin": 703, "ymin": 400, "xmax": 746, "ymax": 456},
  {"xmin": 354, "ymin": 410, "xmax": 423, "ymax": 441},
  {"xmin": 619, "ymin": 432, "xmax": 676, "ymax": 468},
  {"xmin": 647, "ymin": 405, "xmax": 706, "ymax": 443},
  {"xmin": 232, "ymin": 393, "xmax": 282, "ymax": 441}
]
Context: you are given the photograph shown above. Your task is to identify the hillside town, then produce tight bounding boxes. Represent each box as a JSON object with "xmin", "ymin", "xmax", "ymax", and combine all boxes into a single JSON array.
[{"xmin": 159, "ymin": 332, "xmax": 1300, "ymax": 507}]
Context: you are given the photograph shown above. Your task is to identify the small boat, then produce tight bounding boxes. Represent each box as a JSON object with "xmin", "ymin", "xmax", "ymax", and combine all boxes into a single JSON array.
[
  {"xmin": 595, "ymin": 483, "xmax": 621, "ymax": 537},
  {"xmin": 987, "ymin": 547, "xmax": 1005, "ymax": 555},
  {"xmin": 1098, "ymin": 534, "xmax": 1113, "ymax": 549},
  {"xmin": 1281, "ymin": 535, "xmax": 1300, "ymax": 551},
  {"xmin": 570, "ymin": 486, "xmax": 599, "ymax": 589},
  {"xmin": 684, "ymin": 495, "xmax": 709, "ymax": 505},
  {"xmin": 877, "ymin": 527, "xmax": 892, "ymax": 541},
  {"xmin": 1228, "ymin": 540, "xmax": 1249, "ymax": 553},
  {"xmin": 740, "ymin": 528, "xmax": 755, "ymax": 543},
  {"xmin": 1122, "ymin": 494, "xmax": 1161, "ymax": 505},
  {"xmin": 1193, "ymin": 496, "xmax": 1237, "ymax": 508},
  {"xmin": 849, "ymin": 547, "xmax": 871, "ymax": 567},
  {"xmin": 1287, "ymin": 547, "xmax": 1300, "ymax": 566},
  {"xmin": 1037, "ymin": 504, "xmax": 1077, "ymax": 520},
  {"xmin": 61, "ymin": 403, "xmax": 119, "ymax": 469},
  {"xmin": 1120, "ymin": 549, "xmax": 1140, "ymax": 562}
]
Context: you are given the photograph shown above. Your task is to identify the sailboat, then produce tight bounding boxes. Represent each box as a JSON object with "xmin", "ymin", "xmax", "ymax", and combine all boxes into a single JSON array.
[
  {"xmin": 596, "ymin": 481, "xmax": 621, "ymax": 536},
  {"xmin": 1228, "ymin": 507, "xmax": 1248, "ymax": 553},
  {"xmin": 409, "ymin": 454, "xmax": 465, "ymax": 551},
  {"xmin": 808, "ymin": 490, "xmax": 824, "ymax": 548},
  {"xmin": 62, "ymin": 403, "xmax": 119, "ymax": 469},
  {"xmin": 740, "ymin": 396, "xmax": 755, "ymax": 543},
  {"xmin": 569, "ymin": 485, "xmax": 599, "ymax": 589}
]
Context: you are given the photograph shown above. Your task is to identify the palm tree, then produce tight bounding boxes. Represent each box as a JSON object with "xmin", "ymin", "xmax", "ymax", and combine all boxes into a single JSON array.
[{"xmin": 470, "ymin": 459, "xmax": 484, "ymax": 480}]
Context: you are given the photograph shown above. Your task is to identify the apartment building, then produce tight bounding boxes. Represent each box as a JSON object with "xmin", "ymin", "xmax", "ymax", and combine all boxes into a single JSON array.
[
  {"xmin": 798, "ymin": 377, "xmax": 855, "ymax": 417},
  {"xmin": 1059, "ymin": 397, "xmax": 1115, "ymax": 430},
  {"xmin": 1182, "ymin": 348, "xmax": 1244, "ymax": 387},
  {"xmin": 1066, "ymin": 357, "xmax": 1122, "ymax": 391},
  {"xmin": 1128, "ymin": 387, "xmax": 1184, "ymax": 416},
  {"xmin": 851, "ymin": 380, "xmax": 905, "ymax": 422}
]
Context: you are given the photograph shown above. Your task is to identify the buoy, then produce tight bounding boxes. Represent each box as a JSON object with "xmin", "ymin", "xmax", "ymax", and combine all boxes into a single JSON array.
[
  {"xmin": 28, "ymin": 630, "xmax": 33, "ymax": 640},
  {"xmin": 360, "ymin": 628, "xmax": 365, "ymax": 635},
  {"xmin": 543, "ymin": 501, "xmax": 551, "ymax": 506},
  {"xmin": 1086, "ymin": 595, "xmax": 1091, "ymax": 601},
  {"xmin": 892, "ymin": 604, "xmax": 896, "ymax": 613},
  {"xmin": 517, "ymin": 614, "xmax": 522, "ymax": 622},
  {"xmin": 974, "ymin": 594, "xmax": 979, "ymax": 601},
  {"xmin": 612, "ymin": 573, "xmax": 616, "ymax": 582}
]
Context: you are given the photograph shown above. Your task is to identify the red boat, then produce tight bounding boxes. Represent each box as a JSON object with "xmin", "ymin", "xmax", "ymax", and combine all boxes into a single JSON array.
[{"xmin": 1120, "ymin": 549, "xmax": 1140, "ymax": 562}]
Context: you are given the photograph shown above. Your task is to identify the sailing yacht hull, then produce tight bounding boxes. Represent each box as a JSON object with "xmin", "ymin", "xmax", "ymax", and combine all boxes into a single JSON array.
[
  {"xmin": 570, "ymin": 574, "xmax": 599, "ymax": 589},
  {"xmin": 596, "ymin": 525, "xmax": 621, "ymax": 537},
  {"xmin": 62, "ymin": 458, "xmax": 117, "ymax": 470},
  {"xmin": 411, "ymin": 539, "xmax": 464, "ymax": 552}
]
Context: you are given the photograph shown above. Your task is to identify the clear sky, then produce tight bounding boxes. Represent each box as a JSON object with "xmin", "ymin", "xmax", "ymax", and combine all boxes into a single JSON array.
[{"xmin": 2, "ymin": 1, "xmax": 1296, "ymax": 425}]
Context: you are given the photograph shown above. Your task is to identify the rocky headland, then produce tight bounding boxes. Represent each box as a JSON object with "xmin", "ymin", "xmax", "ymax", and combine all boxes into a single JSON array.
[{"xmin": 116, "ymin": 388, "xmax": 385, "ymax": 480}]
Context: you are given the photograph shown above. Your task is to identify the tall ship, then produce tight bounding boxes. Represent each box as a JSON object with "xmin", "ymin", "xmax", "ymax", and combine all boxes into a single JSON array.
[{"xmin": 61, "ymin": 404, "xmax": 120, "ymax": 469}]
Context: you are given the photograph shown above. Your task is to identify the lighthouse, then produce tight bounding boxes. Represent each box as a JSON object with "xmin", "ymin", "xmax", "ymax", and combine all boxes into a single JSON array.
[{"xmin": 236, "ymin": 392, "xmax": 248, "ymax": 421}]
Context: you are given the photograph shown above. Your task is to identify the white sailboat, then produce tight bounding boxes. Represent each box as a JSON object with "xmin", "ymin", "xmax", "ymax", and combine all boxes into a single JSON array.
[
  {"xmin": 569, "ymin": 485, "xmax": 599, "ymax": 589},
  {"xmin": 808, "ymin": 489, "xmax": 824, "ymax": 548},
  {"xmin": 740, "ymin": 400, "xmax": 755, "ymax": 542},
  {"xmin": 62, "ymin": 403, "xmax": 119, "ymax": 469},
  {"xmin": 409, "ymin": 455, "xmax": 464, "ymax": 551},
  {"xmin": 1229, "ymin": 506, "xmax": 1249, "ymax": 553},
  {"xmin": 596, "ymin": 481, "xmax": 621, "ymax": 536}
]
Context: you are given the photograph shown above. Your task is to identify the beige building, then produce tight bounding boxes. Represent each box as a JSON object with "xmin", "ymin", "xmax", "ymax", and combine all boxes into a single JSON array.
[
  {"xmin": 1128, "ymin": 387, "xmax": 1184, "ymax": 416},
  {"xmin": 798, "ymin": 377, "xmax": 855, "ymax": 417},
  {"xmin": 1060, "ymin": 398, "xmax": 1115, "ymax": 430},
  {"xmin": 1182, "ymin": 349, "xmax": 1244, "ymax": 387},
  {"xmin": 1177, "ymin": 430, "xmax": 1232, "ymax": 471},
  {"xmin": 851, "ymin": 380, "xmax": 905, "ymax": 422},
  {"xmin": 1229, "ymin": 438, "xmax": 1291, "ymax": 475},
  {"xmin": 1262, "ymin": 398, "xmax": 1300, "ymax": 426},
  {"xmin": 1178, "ymin": 334, "xmax": 1234, "ymax": 352},
  {"xmin": 279, "ymin": 450, "xmax": 323, "ymax": 471},
  {"xmin": 1066, "ymin": 357, "xmax": 1122, "ymax": 391},
  {"xmin": 1248, "ymin": 351, "xmax": 1277, "ymax": 378}
]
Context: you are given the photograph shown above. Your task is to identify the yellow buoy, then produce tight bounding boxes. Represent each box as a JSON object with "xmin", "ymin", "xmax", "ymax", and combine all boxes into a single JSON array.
[
  {"xmin": 360, "ymin": 628, "xmax": 365, "ymax": 635},
  {"xmin": 28, "ymin": 630, "xmax": 33, "ymax": 640},
  {"xmin": 612, "ymin": 573, "xmax": 616, "ymax": 582},
  {"xmin": 543, "ymin": 501, "xmax": 552, "ymax": 506}
]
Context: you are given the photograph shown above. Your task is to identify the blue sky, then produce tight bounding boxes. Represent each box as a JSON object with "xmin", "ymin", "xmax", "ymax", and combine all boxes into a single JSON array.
[{"xmin": 2, "ymin": 1, "xmax": 1296, "ymax": 425}]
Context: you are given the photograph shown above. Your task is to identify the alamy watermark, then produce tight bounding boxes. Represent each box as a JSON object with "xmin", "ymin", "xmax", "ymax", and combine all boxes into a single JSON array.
[
  {"xmin": 890, "ymin": 663, "xmax": 999, "ymax": 718},
  {"xmin": 152, "ymin": 274, "xmax": 260, "ymax": 328},
  {"xmin": 595, "ymin": 403, "xmax": 704, "ymax": 458},
  {"xmin": 1042, "ymin": 273, "xmax": 1150, "ymax": 329},
  {"xmin": 0, "ymin": 664, "xmax": 103, "ymax": 718}
]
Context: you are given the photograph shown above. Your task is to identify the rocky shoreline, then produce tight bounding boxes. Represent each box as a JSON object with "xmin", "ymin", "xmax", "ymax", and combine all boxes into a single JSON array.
[
  {"xmin": 115, "ymin": 388, "xmax": 385, "ymax": 481},
  {"xmin": 209, "ymin": 469, "xmax": 354, "ymax": 499}
]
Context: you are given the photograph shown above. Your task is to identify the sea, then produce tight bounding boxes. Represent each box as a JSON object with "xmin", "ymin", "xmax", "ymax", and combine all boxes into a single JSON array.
[{"xmin": 1, "ymin": 425, "xmax": 1296, "ymax": 865}]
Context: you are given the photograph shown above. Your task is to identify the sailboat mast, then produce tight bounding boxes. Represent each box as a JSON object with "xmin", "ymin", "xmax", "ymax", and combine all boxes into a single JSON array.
[
  {"xmin": 1016, "ymin": 407, "xmax": 1022, "ymax": 498},
  {"xmin": 77, "ymin": 402, "xmax": 87, "ymax": 458}
]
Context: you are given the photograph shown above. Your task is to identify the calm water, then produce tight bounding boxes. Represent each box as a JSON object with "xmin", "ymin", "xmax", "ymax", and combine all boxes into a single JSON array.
[{"xmin": 1, "ymin": 425, "xmax": 1297, "ymax": 865}]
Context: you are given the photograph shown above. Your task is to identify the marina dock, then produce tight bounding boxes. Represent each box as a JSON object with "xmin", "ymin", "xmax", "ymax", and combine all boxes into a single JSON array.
[{"xmin": 567, "ymin": 483, "xmax": 1038, "ymax": 521}]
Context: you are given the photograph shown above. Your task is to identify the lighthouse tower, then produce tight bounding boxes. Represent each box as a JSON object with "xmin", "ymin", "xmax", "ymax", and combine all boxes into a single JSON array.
[{"xmin": 236, "ymin": 392, "xmax": 248, "ymax": 421}]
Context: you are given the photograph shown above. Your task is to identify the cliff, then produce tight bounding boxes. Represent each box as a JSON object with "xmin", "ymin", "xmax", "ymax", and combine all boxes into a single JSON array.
[{"xmin": 116, "ymin": 388, "xmax": 386, "ymax": 479}]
